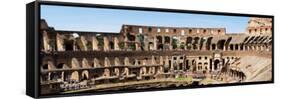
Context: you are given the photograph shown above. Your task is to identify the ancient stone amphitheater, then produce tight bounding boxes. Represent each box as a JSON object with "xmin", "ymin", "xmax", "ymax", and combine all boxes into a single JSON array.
[{"xmin": 39, "ymin": 17, "xmax": 272, "ymax": 95}]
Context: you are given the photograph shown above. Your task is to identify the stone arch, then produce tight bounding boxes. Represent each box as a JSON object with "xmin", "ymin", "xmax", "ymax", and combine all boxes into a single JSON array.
[
  {"xmin": 71, "ymin": 58, "xmax": 80, "ymax": 69},
  {"xmin": 214, "ymin": 59, "xmax": 220, "ymax": 70},
  {"xmin": 127, "ymin": 33, "xmax": 136, "ymax": 41},
  {"xmin": 57, "ymin": 63, "xmax": 67, "ymax": 69},
  {"xmin": 148, "ymin": 42, "xmax": 154, "ymax": 50},
  {"xmin": 206, "ymin": 37, "xmax": 213, "ymax": 50},
  {"xmin": 43, "ymin": 31, "xmax": 51, "ymax": 51},
  {"xmin": 247, "ymin": 36, "xmax": 256, "ymax": 44},
  {"xmin": 104, "ymin": 57, "xmax": 111, "ymax": 67},
  {"xmin": 70, "ymin": 71, "xmax": 79, "ymax": 82},
  {"xmin": 56, "ymin": 33, "xmax": 65, "ymax": 51},
  {"xmin": 43, "ymin": 60, "xmax": 57, "ymax": 70},
  {"xmin": 164, "ymin": 36, "xmax": 171, "ymax": 44},
  {"xmin": 103, "ymin": 37, "xmax": 110, "ymax": 51},
  {"xmin": 114, "ymin": 57, "xmax": 121, "ymax": 66},
  {"xmin": 186, "ymin": 37, "xmax": 193, "ymax": 50},
  {"xmin": 204, "ymin": 62, "xmax": 208, "ymax": 69},
  {"xmin": 82, "ymin": 58, "xmax": 90, "ymax": 68},
  {"xmin": 253, "ymin": 36, "xmax": 261, "ymax": 44},
  {"xmin": 243, "ymin": 36, "xmax": 249, "ymax": 43},
  {"xmin": 109, "ymin": 41, "xmax": 114, "ymax": 50},
  {"xmin": 64, "ymin": 39, "xmax": 75, "ymax": 51},
  {"xmin": 157, "ymin": 44, "xmax": 164, "ymax": 50},
  {"xmin": 93, "ymin": 58, "xmax": 100, "ymax": 67},
  {"xmin": 92, "ymin": 36, "xmax": 99, "ymax": 50},
  {"xmin": 199, "ymin": 37, "xmax": 205, "ymax": 50},
  {"xmin": 192, "ymin": 59, "xmax": 196, "ymax": 71},
  {"xmin": 172, "ymin": 36, "xmax": 179, "ymax": 49},
  {"xmin": 198, "ymin": 62, "xmax": 202, "ymax": 71},
  {"xmin": 230, "ymin": 44, "xmax": 234, "ymax": 50},
  {"xmin": 78, "ymin": 36, "xmax": 88, "ymax": 51},
  {"xmin": 235, "ymin": 44, "xmax": 239, "ymax": 50},
  {"xmin": 124, "ymin": 57, "xmax": 131, "ymax": 65},
  {"xmin": 81, "ymin": 70, "xmax": 89, "ymax": 81},
  {"xmin": 211, "ymin": 44, "xmax": 216, "ymax": 50},
  {"xmin": 156, "ymin": 36, "xmax": 163, "ymax": 44},
  {"xmin": 114, "ymin": 37, "xmax": 120, "ymax": 50},
  {"xmin": 217, "ymin": 40, "xmax": 226, "ymax": 50},
  {"xmin": 225, "ymin": 37, "xmax": 232, "ymax": 50},
  {"xmin": 193, "ymin": 37, "xmax": 200, "ymax": 50}
]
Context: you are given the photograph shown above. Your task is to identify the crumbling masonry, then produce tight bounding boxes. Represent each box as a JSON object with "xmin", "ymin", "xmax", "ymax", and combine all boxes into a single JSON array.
[{"xmin": 40, "ymin": 17, "xmax": 272, "ymax": 95}]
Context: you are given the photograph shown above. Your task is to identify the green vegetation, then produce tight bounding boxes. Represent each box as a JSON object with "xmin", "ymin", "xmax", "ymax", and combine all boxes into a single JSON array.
[{"xmin": 175, "ymin": 76, "xmax": 193, "ymax": 81}]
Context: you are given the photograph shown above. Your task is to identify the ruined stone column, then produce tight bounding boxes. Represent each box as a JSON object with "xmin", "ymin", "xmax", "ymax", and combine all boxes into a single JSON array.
[
  {"xmin": 92, "ymin": 36, "xmax": 99, "ymax": 51},
  {"xmin": 56, "ymin": 33, "xmax": 65, "ymax": 51},
  {"xmin": 80, "ymin": 36, "xmax": 88, "ymax": 51},
  {"xmin": 114, "ymin": 37, "xmax": 120, "ymax": 51},
  {"xmin": 43, "ymin": 31, "xmax": 51, "ymax": 51},
  {"xmin": 71, "ymin": 58, "xmax": 80, "ymax": 69}
]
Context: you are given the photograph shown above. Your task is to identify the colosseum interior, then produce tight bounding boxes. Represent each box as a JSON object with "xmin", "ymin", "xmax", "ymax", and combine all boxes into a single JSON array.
[{"xmin": 39, "ymin": 17, "xmax": 272, "ymax": 95}]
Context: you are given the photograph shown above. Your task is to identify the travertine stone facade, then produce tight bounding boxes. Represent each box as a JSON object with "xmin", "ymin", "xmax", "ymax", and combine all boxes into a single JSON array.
[{"xmin": 40, "ymin": 18, "xmax": 272, "ymax": 95}]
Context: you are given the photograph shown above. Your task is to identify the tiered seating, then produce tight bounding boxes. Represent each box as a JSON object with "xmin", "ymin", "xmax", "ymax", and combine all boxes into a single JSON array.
[{"xmin": 230, "ymin": 56, "xmax": 272, "ymax": 82}]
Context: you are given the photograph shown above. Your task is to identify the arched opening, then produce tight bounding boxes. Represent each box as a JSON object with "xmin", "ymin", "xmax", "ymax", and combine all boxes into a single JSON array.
[
  {"xmin": 243, "ymin": 36, "xmax": 249, "ymax": 42},
  {"xmin": 225, "ymin": 37, "xmax": 232, "ymax": 50},
  {"xmin": 214, "ymin": 60, "xmax": 220, "ymax": 70},
  {"xmin": 164, "ymin": 36, "xmax": 170, "ymax": 44},
  {"xmin": 240, "ymin": 44, "xmax": 244, "ymax": 50},
  {"xmin": 57, "ymin": 63, "xmax": 65, "ymax": 69},
  {"xmin": 199, "ymin": 38, "xmax": 205, "ymax": 50},
  {"xmin": 71, "ymin": 58, "xmax": 80, "ymax": 68},
  {"xmin": 185, "ymin": 60, "xmax": 189, "ymax": 70},
  {"xmin": 192, "ymin": 59, "xmax": 196, "ymax": 72},
  {"xmin": 148, "ymin": 27, "xmax": 152, "ymax": 32},
  {"xmin": 211, "ymin": 44, "xmax": 216, "ymax": 50},
  {"xmin": 109, "ymin": 41, "xmax": 114, "ymax": 50},
  {"xmin": 186, "ymin": 37, "xmax": 193, "ymax": 50},
  {"xmin": 157, "ymin": 44, "xmax": 164, "ymax": 50},
  {"xmin": 156, "ymin": 36, "xmax": 163, "ymax": 44},
  {"xmin": 70, "ymin": 71, "xmax": 79, "ymax": 82},
  {"xmin": 247, "ymin": 36, "xmax": 255, "ymax": 44},
  {"xmin": 42, "ymin": 64, "xmax": 49, "ymax": 70},
  {"xmin": 230, "ymin": 44, "xmax": 234, "ymax": 50},
  {"xmin": 127, "ymin": 33, "xmax": 136, "ymax": 41},
  {"xmin": 217, "ymin": 40, "xmax": 226, "ymax": 50},
  {"xmin": 235, "ymin": 44, "xmax": 239, "ymax": 50},
  {"xmin": 81, "ymin": 71, "xmax": 89, "ymax": 81},
  {"xmin": 148, "ymin": 42, "xmax": 154, "ymax": 50},
  {"xmin": 206, "ymin": 37, "xmax": 213, "ymax": 50},
  {"xmin": 96, "ymin": 36, "xmax": 104, "ymax": 49},
  {"xmin": 193, "ymin": 37, "xmax": 200, "ymax": 50},
  {"xmin": 64, "ymin": 39, "xmax": 74, "ymax": 51},
  {"xmin": 198, "ymin": 62, "xmax": 202, "ymax": 70},
  {"xmin": 172, "ymin": 37, "xmax": 178, "ymax": 49}
]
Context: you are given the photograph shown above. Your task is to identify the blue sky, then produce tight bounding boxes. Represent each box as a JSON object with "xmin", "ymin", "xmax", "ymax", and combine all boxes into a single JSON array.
[{"xmin": 41, "ymin": 5, "xmax": 249, "ymax": 33}]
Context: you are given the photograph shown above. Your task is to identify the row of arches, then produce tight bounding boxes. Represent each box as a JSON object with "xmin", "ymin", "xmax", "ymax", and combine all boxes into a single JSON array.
[{"xmin": 43, "ymin": 32, "xmax": 272, "ymax": 52}]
